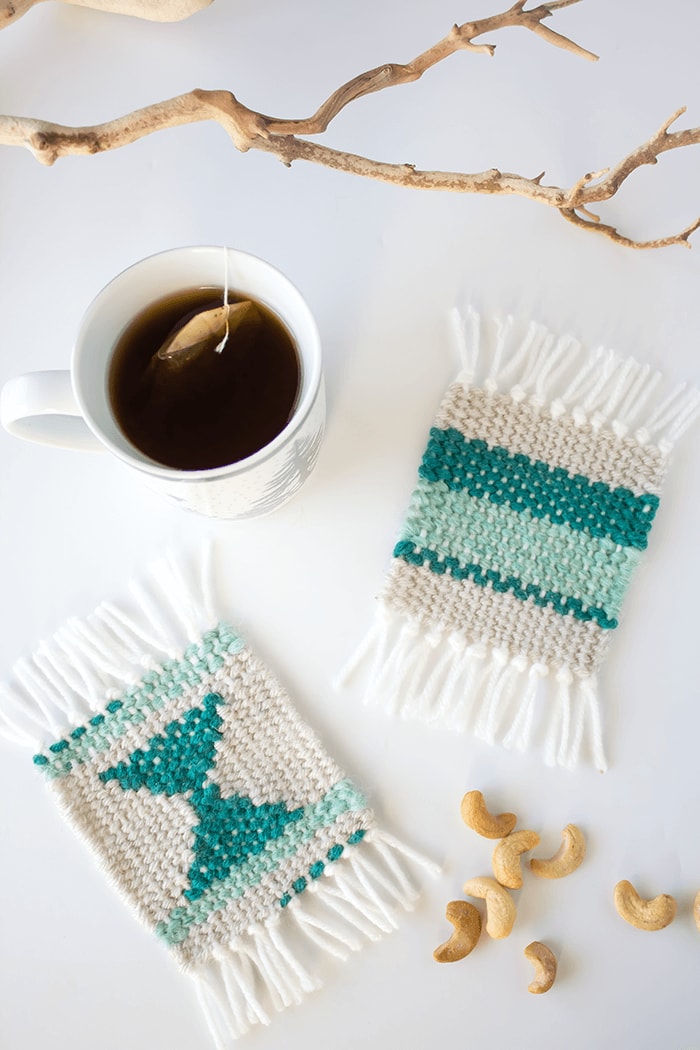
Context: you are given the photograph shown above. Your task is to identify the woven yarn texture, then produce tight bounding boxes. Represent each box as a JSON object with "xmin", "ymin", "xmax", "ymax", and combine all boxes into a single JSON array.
[
  {"xmin": 32, "ymin": 622, "xmax": 372, "ymax": 968},
  {"xmin": 2, "ymin": 554, "xmax": 435, "ymax": 1043},
  {"xmin": 388, "ymin": 384, "xmax": 663, "ymax": 679},
  {"xmin": 339, "ymin": 312, "xmax": 698, "ymax": 769}
]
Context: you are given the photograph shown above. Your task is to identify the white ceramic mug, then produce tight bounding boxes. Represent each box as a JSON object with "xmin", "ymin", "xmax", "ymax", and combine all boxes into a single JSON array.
[{"xmin": 0, "ymin": 246, "xmax": 325, "ymax": 519}]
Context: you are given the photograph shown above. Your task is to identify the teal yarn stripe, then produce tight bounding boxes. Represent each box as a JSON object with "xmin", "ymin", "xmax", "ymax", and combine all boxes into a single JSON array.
[
  {"xmin": 32, "ymin": 623, "xmax": 244, "ymax": 779},
  {"xmin": 399, "ymin": 477, "xmax": 641, "ymax": 620},
  {"xmin": 279, "ymin": 829, "xmax": 367, "ymax": 907},
  {"xmin": 394, "ymin": 542, "xmax": 618, "ymax": 629},
  {"xmin": 154, "ymin": 779, "xmax": 369, "ymax": 946},
  {"xmin": 419, "ymin": 428, "xmax": 659, "ymax": 551}
]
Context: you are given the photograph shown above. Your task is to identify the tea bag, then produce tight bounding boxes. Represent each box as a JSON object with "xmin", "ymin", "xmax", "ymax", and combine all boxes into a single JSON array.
[
  {"xmin": 110, "ymin": 277, "xmax": 300, "ymax": 470},
  {"xmin": 154, "ymin": 246, "xmax": 254, "ymax": 370},
  {"xmin": 156, "ymin": 300, "xmax": 259, "ymax": 368},
  {"xmin": 143, "ymin": 298, "xmax": 262, "ymax": 421}
]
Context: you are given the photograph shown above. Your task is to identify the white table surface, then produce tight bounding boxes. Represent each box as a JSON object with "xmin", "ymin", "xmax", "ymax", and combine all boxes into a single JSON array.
[{"xmin": 1, "ymin": 2, "xmax": 700, "ymax": 1047}]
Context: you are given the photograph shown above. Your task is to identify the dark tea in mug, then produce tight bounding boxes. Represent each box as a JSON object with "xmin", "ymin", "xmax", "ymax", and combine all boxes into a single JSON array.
[{"xmin": 108, "ymin": 287, "xmax": 301, "ymax": 471}]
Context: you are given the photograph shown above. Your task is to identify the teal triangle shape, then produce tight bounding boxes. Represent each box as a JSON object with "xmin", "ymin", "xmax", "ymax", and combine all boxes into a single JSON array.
[
  {"xmin": 99, "ymin": 692, "xmax": 303, "ymax": 902},
  {"xmin": 185, "ymin": 783, "xmax": 302, "ymax": 901},
  {"xmin": 100, "ymin": 691, "xmax": 224, "ymax": 796}
]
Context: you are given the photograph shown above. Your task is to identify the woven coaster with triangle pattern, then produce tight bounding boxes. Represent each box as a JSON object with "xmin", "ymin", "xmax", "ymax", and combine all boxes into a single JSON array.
[{"xmin": 0, "ymin": 552, "xmax": 435, "ymax": 1046}]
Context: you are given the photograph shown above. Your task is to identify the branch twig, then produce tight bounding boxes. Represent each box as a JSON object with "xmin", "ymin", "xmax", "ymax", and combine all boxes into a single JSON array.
[
  {"xmin": 0, "ymin": 0, "xmax": 211, "ymax": 29},
  {"xmin": 1, "ymin": 1, "xmax": 698, "ymax": 249}
]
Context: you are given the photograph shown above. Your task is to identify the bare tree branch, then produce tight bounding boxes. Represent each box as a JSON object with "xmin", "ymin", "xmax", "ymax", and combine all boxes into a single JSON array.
[
  {"xmin": 560, "ymin": 207, "xmax": 700, "ymax": 250},
  {"xmin": 1, "ymin": 1, "xmax": 698, "ymax": 248},
  {"xmin": 0, "ymin": 0, "xmax": 211, "ymax": 29}
]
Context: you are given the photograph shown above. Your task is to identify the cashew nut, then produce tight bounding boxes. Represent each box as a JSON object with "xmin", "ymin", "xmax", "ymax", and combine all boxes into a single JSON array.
[
  {"xmin": 433, "ymin": 900, "xmax": 482, "ymax": 962},
  {"xmin": 492, "ymin": 829, "xmax": 540, "ymax": 889},
  {"xmin": 614, "ymin": 880, "xmax": 676, "ymax": 931},
  {"xmin": 524, "ymin": 941, "xmax": 557, "ymax": 994},
  {"xmin": 460, "ymin": 790, "xmax": 517, "ymax": 839},
  {"xmin": 463, "ymin": 876, "xmax": 516, "ymax": 939},
  {"xmin": 530, "ymin": 824, "xmax": 586, "ymax": 879}
]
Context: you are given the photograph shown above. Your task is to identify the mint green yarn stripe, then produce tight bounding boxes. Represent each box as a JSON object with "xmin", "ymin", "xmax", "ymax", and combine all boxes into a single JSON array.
[
  {"xmin": 399, "ymin": 478, "xmax": 641, "ymax": 618},
  {"xmin": 36, "ymin": 623, "xmax": 244, "ymax": 780},
  {"xmin": 420, "ymin": 428, "xmax": 658, "ymax": 550},
  {"xmin": 155, "ymin": 779, "xmax": 368, "ymax": 946}
]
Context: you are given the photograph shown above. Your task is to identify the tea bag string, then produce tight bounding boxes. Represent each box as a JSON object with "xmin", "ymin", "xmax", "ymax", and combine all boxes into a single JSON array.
[{"xmin": 215, "ymin": 247, "xmax": 230, "ymax": 355}]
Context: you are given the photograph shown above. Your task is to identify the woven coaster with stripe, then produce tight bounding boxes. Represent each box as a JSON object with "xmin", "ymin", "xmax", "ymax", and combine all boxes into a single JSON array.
[{"xmin": 338, "ymin": 310, "xmax": 699, "ymax": 770}]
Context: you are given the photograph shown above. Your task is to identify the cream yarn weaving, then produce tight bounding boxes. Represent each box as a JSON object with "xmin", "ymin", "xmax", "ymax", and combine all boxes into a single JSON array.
[
  {"xmin": 0, "ymin": 551, "xmax": 435, "ymax": 1045},
  {"xmin": 338, "ymin": 310, "xmax": 699, "ymax": 770}
]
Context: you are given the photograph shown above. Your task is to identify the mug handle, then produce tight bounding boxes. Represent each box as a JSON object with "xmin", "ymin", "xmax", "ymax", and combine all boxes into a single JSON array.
[{"xmin": 0, "ymin": 370, "xmax": 104, "ymax": 452}]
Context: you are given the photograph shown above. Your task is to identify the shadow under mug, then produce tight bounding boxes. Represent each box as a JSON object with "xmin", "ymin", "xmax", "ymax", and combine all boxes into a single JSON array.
[{"xmin": 0, "ymin": 246, "xmax": 326, "ymax": 519}]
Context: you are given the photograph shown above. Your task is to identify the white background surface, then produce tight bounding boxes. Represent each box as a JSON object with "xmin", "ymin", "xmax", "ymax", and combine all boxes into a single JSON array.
[{"xmin": 1, "ymin": 1, "xmax": 700, "ymax": 1048}]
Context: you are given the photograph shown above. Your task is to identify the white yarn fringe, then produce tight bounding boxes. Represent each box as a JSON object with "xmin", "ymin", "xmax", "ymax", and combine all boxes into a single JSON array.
[
  {"xmin": 191, "ymin": 828, "xmax": 439, "ymax": 1046},
  {"xmin": 334, "ymin": 311, "xmax": 700, "ymax": 769},
  {"xmin": 0, "ymin": 545, "xmax": 219, "ymax": 748},
  {"xmin": 335, "ymin": 608, "xmax": 607, "ymax": 772},
  {"xmin": 450, "ymin": 306, "xmax": 700, "ymax": 451}
]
